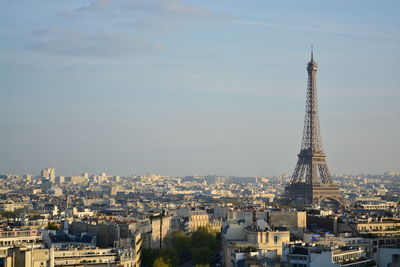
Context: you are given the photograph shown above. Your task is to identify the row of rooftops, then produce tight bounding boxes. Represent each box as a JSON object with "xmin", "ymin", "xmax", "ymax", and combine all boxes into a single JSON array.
[{"xmin": 287, "ymin": 243, "xmax": 362, "ymax": 256}]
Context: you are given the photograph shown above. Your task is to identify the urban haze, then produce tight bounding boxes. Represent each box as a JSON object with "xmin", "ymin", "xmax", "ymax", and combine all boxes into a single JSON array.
[
  {"xmin": 1, "ymin": 0, "xmax": 399, "ymax": 177},
  {"xmin": 1, "ymin": 1, "xmax": 400, "ymax": 267}
]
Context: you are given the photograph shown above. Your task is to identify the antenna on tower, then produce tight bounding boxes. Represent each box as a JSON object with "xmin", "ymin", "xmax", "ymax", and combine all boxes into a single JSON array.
[{"xmin": 311, "ymin": 44, "xmax": 314, "ymax": 61}]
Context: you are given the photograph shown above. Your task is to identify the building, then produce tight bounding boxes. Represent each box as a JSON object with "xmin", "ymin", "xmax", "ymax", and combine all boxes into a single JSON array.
[
  {"xmin": 4, "ymin": 246, "xmax": 140, "ymax": 267},
  {"xmin": 149, "ymin": 214, "xmax": 172, "ymax": 249},
  {"xmin": 222, "ymin": 219, "xmax": 290, "ymax": 267},
  {"xmin": 213, "ymin": 206, "xmax": 230, "ymax": 220},
  {"xmin": 0, "ymin": 201, "xmax": 15, "ymax": 212},
  {"xmin": 173, "ymin": 208, "xmax": 209, "ymax": 232},
  {"xmin": 66, "ymin": 207, "xmax": 95, "ymax": 218},
  {"xmin": 48, "ymin": 187, "xmax": 63, "ymax": 197},
  {"xmin": 69, "ymin": 221, "xmax": 141, "ymax": 250},
  {"xmin": 376, "ymin": 248, "xmax": 400, "ymax": 267},
  {"xmin": 41, "ymin": 168, "xmax": 56, "ymax": 182},
  {"xmin": 268, "ymin": 211, "xmax": 307, "ymax": 239},
  {"xmin": 16, "ymin": 215, "xmax": 50, "ymax": 230},
  {"xmin": 41, "ymin": 230, "xmax": 97, "ymax": 249},
  {"xmin": 226, "ymin": 209, "xmax": 306, "ymax": 239},
  {"xmin": 282, "ymin": 243, "xmax": 375, "ymax": 267},
  {"xmin": 355, "ymin": 200, "xmax": 390, "ymax": 211},
  {"xmin": 338, "ymin": 217, "xmax": 400, "ymax": 238},
  {"xmin": 0, "ymin": 229, "xmax": 42, "ymax": 259}
]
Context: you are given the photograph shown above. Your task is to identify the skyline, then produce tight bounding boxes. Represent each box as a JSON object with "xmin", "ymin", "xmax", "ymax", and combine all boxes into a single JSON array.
[{"xmin": 1, "ymin": 0, "xmax": 400, "ymax": 177}]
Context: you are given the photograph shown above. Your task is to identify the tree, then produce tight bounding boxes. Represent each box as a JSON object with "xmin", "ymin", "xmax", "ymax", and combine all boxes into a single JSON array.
[
  {"xmin": 0, "ymin": 209, "xmax": 23, "ymax": 219},
  {"xmin": 153, "ymin": 257, "xmax": 171, "ymax": 267},
  {"xmin": 190, "ymin": 226, "xmax": 220, "ymax": 265},
  {"xmin": 47, "ymin": 223, "xmax": 60, "ymax": 230},
  {"xmin": 160, "ymin": 246, "xmax": 179, "ymax": 267},
  {"xmin": 192, "ymin": 246, "xmax": 212, "ymax": 265},
  {"xmin": 0, "ymin": 211, "xmax": 16, "ymax": 219},
  {"xmin": 170, "ymin": 231, "xmax": 191, "ymax": 256},
  {"xmin": 191, "ymin": 226, "xmax": 218, "ymax": 251},
  {"xmin": 142, "ymin": 248, "xmax": 160, "ymax": 267},
  {"xmin": 146, "ymin": 227, "xmax": 220, "ymax": 267}
]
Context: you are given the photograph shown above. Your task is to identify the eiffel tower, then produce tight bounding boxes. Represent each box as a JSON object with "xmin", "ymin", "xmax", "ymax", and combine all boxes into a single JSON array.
[{"xmin": 285, "ymin": 47, "xmax": 341, "ymax": 206}]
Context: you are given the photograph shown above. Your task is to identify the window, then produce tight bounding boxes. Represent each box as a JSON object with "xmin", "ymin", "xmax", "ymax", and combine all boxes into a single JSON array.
[{"xmin": 274, "ymin": 236, "xmax": 278, "ymax": 244}]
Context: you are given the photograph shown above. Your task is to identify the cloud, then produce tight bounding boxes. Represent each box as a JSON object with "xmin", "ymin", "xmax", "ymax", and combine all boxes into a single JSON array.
[
  {"xmin": 0, "ymin": 63, "xmax": 37, "ymax": 72},
  {"xmin": 74, "ymin": 0, "xmax": 223, "ymax": 19},
  {"xmin": 29, "ymin": 29, "xmax": 164, "ymax": 57},
  {"xmin": 230, "ymin": 19, "xmax": 400, "ymax": 40}
]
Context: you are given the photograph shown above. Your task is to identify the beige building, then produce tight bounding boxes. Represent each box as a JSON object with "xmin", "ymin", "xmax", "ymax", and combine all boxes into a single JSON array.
[
  {"xmin": 209, "ymin": 218, "xmax": 223, "ymax": 232},
  {"xmin": 41, "ymin": 168, "xmax": 56, "ymax": 182},
  {"xmin": 5, "ymin": 246, "xmax": 140, "ymax": 267},
  {"xmin": 69, "ymin": 207, "xmax": 95, "ymax": 218},
  {"xmin": 18, "ymin": 216, "xmax": 50, "ymax": 230},
  {"xmin": 66, "ymin": 175, "xmax": 87, "ymax": 184},
  {"xmin": 0, "ymin": 200, "xmax": 15, "ymax": 212},
  {"xmin": 188, "ymin": 209, "xmax": 209, "ymax": 232},
  {"xmin": 337, "ymin": 217, "xmax": 400, "ymax": 237},
  {"xmin": 283, "ymin": 243, "xmax": 374, "ymax": 267},
  {"xmin": 173, "ymin": 208, "xmax": 210, "ymax": 232},
  {"xmin": 2, "ymin": 223, "xmax": 142, "ymax": 267},
  {"xmin": 356, "ymin": 218, "xmax": 400, "ymax": 236},
  {"xmin": 213, "ymin": 206, "xmax": 230, "ymax": 220},
  {"xmin": 268, "ymin": 210, "xmax": 306, "ymax": 239},
  {"xmin": 0, "ymin": 229, "xmax": 42, "ymax": 259},
  {"xmin": 358, "ymin": 202, "xmax": 389, "ymax": 210},
  {"xmin": 150, "ymin": 215, "xmax": 172, "ymax": 249},
  {"xmin": 135, "ymin": 214, "xmax": 173, "ymax": 249},
  {"xmin": 226, "ymin": 209, "xmax": 306, "ymax": 239},
  {"xmin": 222, "ymin": 219, "xmax": 290, "ymax": 267}
]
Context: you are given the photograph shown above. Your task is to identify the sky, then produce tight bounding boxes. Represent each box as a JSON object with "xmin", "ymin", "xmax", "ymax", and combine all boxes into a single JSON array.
[{"xmin": 0, "ymin": 0, "xmax": 399, "ymax": 177}]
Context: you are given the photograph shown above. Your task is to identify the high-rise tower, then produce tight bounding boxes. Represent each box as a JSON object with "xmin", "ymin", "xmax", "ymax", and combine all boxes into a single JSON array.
[{"xmin": 285, "ymin": 48, "xmax": 341, "ymax": 206}]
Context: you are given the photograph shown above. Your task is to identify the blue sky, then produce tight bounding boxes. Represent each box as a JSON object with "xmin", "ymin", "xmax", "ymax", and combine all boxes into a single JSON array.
[{"xmin": 1, "ymin": 0, "xmax": 399, "ymax": 177}]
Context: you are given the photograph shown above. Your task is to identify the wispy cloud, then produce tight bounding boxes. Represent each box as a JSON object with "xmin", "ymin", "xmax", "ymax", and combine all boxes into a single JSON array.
[
  {"xmin": 29, "ymin": 29, "xmax": 164, "ymax": 57},
  {"xmin": 59, "ymin": 0, "xmax": 227, "ymax": 31},
  {"xmin": 71, "ymin": 0, "xmax": 224, "ymax": 19},
  {"xmin": 0, "ymin": 63, "xmax": 37, "ymax": 72},
  {"xmin": 230, "ymin": 19, "xmax": 400, "ymax": 40}
]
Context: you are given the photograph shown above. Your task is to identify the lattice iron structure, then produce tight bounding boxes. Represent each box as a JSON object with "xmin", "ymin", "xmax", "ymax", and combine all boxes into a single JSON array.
[{"xmin": 285, "ymin": 48, "xmax": 341, "ymax": 206}]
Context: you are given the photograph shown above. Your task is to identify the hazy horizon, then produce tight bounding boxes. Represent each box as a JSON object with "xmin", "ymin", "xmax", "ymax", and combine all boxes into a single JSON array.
[{"xmin": 1, "ymin": 0, "xmax": 399, "ymax": 177}]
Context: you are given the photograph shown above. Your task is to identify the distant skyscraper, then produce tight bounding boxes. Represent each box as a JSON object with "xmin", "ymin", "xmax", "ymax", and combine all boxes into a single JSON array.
[
  {"xmin": 41, "ymin": 168, "xmax": 56, "ymax": 182},
  {"xmin": 285, "ymin": 48, "xmax": 341, "ymax": 206}
]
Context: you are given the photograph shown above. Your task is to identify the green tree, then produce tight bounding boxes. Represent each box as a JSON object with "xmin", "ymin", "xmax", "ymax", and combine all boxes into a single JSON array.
[
  {"xmin": 47, "ymin": 223, "xmax": 60, "ymax": 230},
  {"xmin": 160, "ymin": 246, "xmax": 179, "ymax": 267},
  {"xmin": 142, "ymin": 248, "xmax": 160, "ymax": 267},
  {"xmin": 145, "ymin": 227, "xmax": 220, "ymax": 267},
  {"xmin": 191, "ymin": 227, "xmax": 218, "ymax": 251},
  {"xmin": 190, "ymin": 226, "xmax": 220, "ymax": 265},
  {"xmin": 0, "ymin": 209, "xmax": 23, "ymax": 219},
  {"xmin": 192, "ymin": 246, "xmax": 212, "ymax": 265},
  {"xmin": 170, "ymin": 231, "xmax": 191, "ymax": 256},
  {"xmin": 153, "ymin": 257, "xmax": 171, "ymax": 267},
  {"xmin": 0, "ymin": 211, "xmax": 15, "ymax": 219}
]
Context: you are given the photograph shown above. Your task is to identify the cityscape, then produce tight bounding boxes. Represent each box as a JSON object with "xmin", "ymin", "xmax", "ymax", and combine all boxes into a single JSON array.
[{"xmin": 1, "ymin": 1, "xmax": 400, "ymax": 267}]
